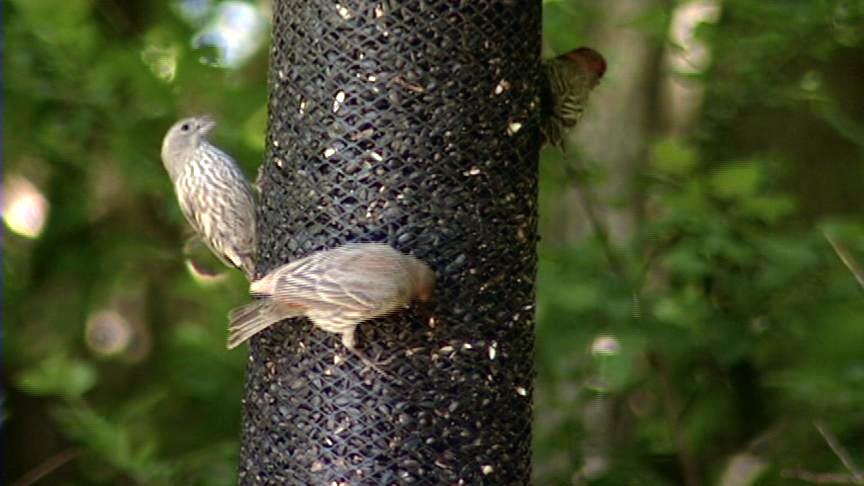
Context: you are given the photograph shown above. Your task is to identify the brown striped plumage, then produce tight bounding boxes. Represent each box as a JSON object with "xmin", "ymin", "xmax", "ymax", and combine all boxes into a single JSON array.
[
  {"xmin": 540, "ymin": 47, "xmax": 607, "ymax": 149},
  {"xmin": 227, "ymin": 243, "xmax": 436, "ymax": 368},
  {"xmin": 161, "ymin": 116, "xmax": 256, "ymax": 278}
]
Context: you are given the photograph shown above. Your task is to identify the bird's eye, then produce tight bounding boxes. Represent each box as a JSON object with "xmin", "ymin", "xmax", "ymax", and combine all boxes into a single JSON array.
[{"xmin": 180, "ymin": 123, "xmax": 191, "ymax": 132}]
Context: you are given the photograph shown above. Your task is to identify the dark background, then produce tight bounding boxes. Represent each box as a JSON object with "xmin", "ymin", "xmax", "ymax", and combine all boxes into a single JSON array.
[{"xmin": 5, "ymin": 0, "xmax": 864, "ymax": 484}]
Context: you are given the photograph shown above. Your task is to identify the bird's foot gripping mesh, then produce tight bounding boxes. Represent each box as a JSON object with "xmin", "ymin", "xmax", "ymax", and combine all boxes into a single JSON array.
[{"xmin": 239, "ymin": 0, "xmax": 540, "ymax": 484}]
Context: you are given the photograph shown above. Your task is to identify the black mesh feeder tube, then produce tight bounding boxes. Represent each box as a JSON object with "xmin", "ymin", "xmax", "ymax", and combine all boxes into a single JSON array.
[{"xmin": 240, "ymin": 0, "xmax": 540, "ymax": 483}]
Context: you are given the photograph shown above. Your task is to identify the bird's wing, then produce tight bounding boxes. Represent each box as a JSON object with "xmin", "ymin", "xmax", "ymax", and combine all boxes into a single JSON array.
[
  {"xmin": 217, "ymin": 179, "xmax": 256, "ymax": 276},
  {"xmin": 177, "ymin": 153, "xmax": 257, "ymax": 275},
  {"xmin": 176, "ymin": 183, "xmax": 239, "ymax": 270},
  {"xmin": 268, "ymin": 245, "xmax": 405, "ymax": 312}
]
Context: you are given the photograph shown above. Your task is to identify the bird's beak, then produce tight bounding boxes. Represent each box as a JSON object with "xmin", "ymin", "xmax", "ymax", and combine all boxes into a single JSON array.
[{"xmin": 198, "ymin": 116, "xmax": 217, "ymax": 135}]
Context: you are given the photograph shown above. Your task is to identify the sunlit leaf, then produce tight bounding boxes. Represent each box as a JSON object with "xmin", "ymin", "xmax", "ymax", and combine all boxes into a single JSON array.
[
  {"xmin": 650, "ymin": 137, "xmax": 699, "ymax": 175},
  {"xmin": 16, "ymin": 355, "xmax": 98, "ymax": 399},
  {"xmin": 709, "ymin": 162, "xmax": 762, "ymax": 199}
]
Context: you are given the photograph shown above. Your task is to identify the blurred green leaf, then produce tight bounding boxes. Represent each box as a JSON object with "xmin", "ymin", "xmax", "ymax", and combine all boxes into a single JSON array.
[
  {"xmin": 650, "ymin": 138, "xmax": 699, "ymax": 175},
  {"xmin": 660, "ymin": 246, "xmax": 710, "ymax": 279},
  {"xmin": 591, "ymin": 332, "xmax": 646, "ymax": 392},
  {"xmin": 16, "ymin": 354, "xmax": 98, "ymax": 399},
  {"xmin": 709, "ymin": 163, "xmax": 762, "ymax": 199},
  {"xmin": 741, "ymin": 194, "xmax": 797, "ymax": 222},
  {"xmin": 54, "ymin": 403, "xmax": 175, "ymax": 482},
  {"xmin": 651, "ymin": 290, "xmax": 705, "ymax": 328}
]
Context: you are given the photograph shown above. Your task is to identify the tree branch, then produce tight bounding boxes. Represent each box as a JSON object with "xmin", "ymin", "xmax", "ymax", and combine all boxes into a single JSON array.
[
  {"xmin": 814, "ymin": 420, "xmax": 864, "ymax": 482},
  {"xmin": 558, "ymin": 152, "xmax": 628, "ymax": 280},
  {"xmin": 823, "ymin": 232, "xmax": 864, "ymax": 291},
  {"xmin": 11, "ymin": 448, "xmax": 80, "ymax": 486}
]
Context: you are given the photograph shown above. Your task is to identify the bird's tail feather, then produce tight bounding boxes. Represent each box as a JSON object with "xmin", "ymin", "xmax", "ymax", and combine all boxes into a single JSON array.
[{"xmin": 226, "ymin": 299, "xmax": 301, "ymax": 349}]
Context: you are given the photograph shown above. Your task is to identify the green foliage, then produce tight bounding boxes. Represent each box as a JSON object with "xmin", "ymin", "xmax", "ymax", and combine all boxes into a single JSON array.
[
  {"xmin": 16, "ymin": 355, "xmax": 98, "ymax": 400},
  {"xmin": 5, "ymin": 0, "xmax": 262, "ymax": 482},
  {"xmin": 650, "ymin": 137, "xmax": 699, "ymax": 175},
  {"xmin": 538, "ymin": 132, "xmax": 864, "ymax": 482},
  {"xmin": 535, "ymin": 1, "xmax": 864, "ymax": 483},
  {"xmin": 53, "ymin": 402, "xmax": 174, "ymax": 483}
]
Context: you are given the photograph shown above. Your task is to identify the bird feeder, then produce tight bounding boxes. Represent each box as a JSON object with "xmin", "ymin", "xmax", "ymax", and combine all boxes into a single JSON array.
[{"xmin": 239, "ymin": 0, "xmax": 540, "ymax": 483}]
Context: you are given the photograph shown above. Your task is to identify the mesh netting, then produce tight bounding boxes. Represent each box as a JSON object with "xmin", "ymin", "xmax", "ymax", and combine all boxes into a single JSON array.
[{"xmin": 239, "ymin": 0, "xmax": 540, "ymax": 483}]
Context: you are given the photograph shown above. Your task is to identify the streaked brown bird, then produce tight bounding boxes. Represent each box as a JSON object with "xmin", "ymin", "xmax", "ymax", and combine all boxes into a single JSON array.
[
  {"xmin": 227, "ymin": 243, "xmax": 436, "ymax": 369},
  {"xmin": 161, "ymin": 116, "xmax": 256, "ymax": 279},
  {"xmin": 540, "ymin": 46, "xmax": 607, "ymax": 149}
]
